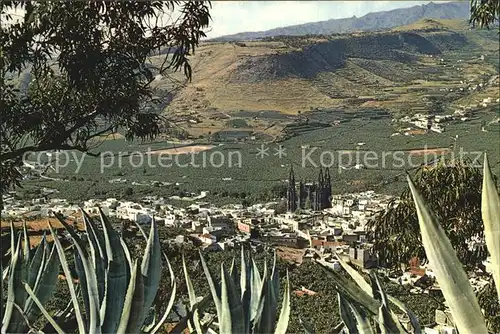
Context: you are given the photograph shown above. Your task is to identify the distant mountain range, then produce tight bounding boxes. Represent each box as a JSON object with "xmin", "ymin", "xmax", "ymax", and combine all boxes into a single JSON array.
[{"xmin": 211, "ymin": 1, "xmax": 470, "ymax": 41}]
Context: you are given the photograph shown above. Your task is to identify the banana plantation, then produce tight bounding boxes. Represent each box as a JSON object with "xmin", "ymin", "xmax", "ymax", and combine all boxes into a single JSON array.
[{"xmin": 1, "ymin": 155, "xmax": 499, "ymax": 333}]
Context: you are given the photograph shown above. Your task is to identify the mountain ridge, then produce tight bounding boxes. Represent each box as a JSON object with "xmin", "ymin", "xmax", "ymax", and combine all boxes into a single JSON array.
[{"xmin": 210, "ymin": 1, "xmax": 470, "ymax": 41}]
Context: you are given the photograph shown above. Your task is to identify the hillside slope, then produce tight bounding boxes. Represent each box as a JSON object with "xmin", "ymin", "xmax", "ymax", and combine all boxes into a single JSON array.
[
  {"xmin": 212, "ymin": 2, "xmax": 470, "ymax": 41},
  {"xmin": 154, "ymin": 19, "xmax": 498, "ymax": 139}
]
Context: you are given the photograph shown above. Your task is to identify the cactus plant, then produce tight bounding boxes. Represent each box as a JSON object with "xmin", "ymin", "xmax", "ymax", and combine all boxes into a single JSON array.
[
  {"xmin": 1, "ymin": 222, "xmax": 59, "ymax": 334},
  {"xmin": 182, "ymin": 248, "xmax": 291, "ymax": 334},
  {"xmin": 22, "ymin": 208, "xmax": 177, "ymax": 334}
]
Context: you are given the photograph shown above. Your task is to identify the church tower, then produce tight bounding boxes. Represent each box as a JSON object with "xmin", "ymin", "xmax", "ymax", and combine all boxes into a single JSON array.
[
  {"xmin": 323, "ymin": 167, "xmax": 332, "ymax": 209},
  {"xmin": 287, "ymin": 165, "xmax": 297, "ymax": 212}
]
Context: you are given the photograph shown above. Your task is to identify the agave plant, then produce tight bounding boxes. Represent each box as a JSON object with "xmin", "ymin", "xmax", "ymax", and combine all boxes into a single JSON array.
[
  {"xmin": 182, "ymin": 247, "xmax": 290, "ymax": 334},
  {"xmin": 23, "ymin": 208, "xmax": 177, "ymax": 334},
  {"xmin": 407, "ymin": 153, "xmax": 499, "ymax": 334},
  {"xmin": 313, "ymin": 254, "xmax": 421, "ymax": 334},
  {"xmin": 310, "ymin": 153, "xmax": 499, "ymax": 334},
  {"xmin": 2, "ymin": 223, "xmax": 60, "ymax": 333}
]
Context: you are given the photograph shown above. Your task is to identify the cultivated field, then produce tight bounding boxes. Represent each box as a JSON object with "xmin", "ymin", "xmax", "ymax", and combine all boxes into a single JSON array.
[{"xmin": 148, "ymin": 145, "xmax": 215, "ymax": 155}]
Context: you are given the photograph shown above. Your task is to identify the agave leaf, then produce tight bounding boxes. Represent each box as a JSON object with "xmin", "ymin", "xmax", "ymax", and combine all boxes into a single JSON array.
[
  {"xmin": 22, "ymin": 221, "xmax": 30, "ymax": 263},
  {"xmin": 48, "ymin": 222, "xmax": 86, "ymax": 334},
  {"xmin": 271, "ymin": 252, "xmax": 280, "ymax": 295},
  {"xmin": 24, "ymin": 283, "xmax": 65, "ymax": 334},
  {"xmin": 258, "ymin": 268, "xmax": 279, "ymax": 334},
  {"xmin": 100, "ymin": 211, "xmax": 129, "ymax": 333},
  {"xmin": 81, "ymin": 208, "xmax": 107, "ymax": 263},
  {"xmin": 408, "ymin": 175, "xmax": 488, "ymax": 334},
  {"xmin": 25, "ymin": 243, "xmax": 60, "ymax": 323},
  {"xmin": 387, "ymin": 295, "xmax": 421, "ymax": 334},
  {"xmin": 138, "ymin": 218, "xmax": 162, "ymax": 329},
  {"xmin": 347, "ymin": 300, "xmax": 374, "ymax": 334},
  {"xmin": 481, "ymin": 153, "xmax": 500, "ymax": 298},
  {"xmin": 334, "ymin": 323, "xmax": 346, "ymax": 334},
  {"xmin": 338, "ymin": 292, "xmax": 359, "ymax": 334},
  {"xmin": 249, "ymin": 258, "xmax": 263, "ymax": 322},
  {"xmin": 240, "ymin": 248, "xmax": 251, "ymax": 333},
  {"xmin": 199, "ymin": 250, "xmax": 222, "ymax": 316},
  {"xmin": 150, "ymin": 254, "xmax": 177, "ymax": 334},
  {"xmin": 373, "ymin": 274, "xmax": 402, "ymax": 334},
  {"xmin": 183, "ymin": 255, "xmax": 197, "ymax": 309},
  {"xmin": 2, "ymin": 260, "xmax": 8, "ymax": 281},
  {"xmin": 2, "ymin": 234, "xmax": 22, "ymax": 333},
  {"xmin": 61, "ymin": 222, "xmax": 101, "ymax": 334},
  {"xmin": 10, "ymin": 230, "xmax": 30, "ymax": 333},
  {"xmin": 299, "ymin": 317, "xmax": 316, "ymax": 334},
  {"xmin": 317, "ymin": 260, "xmax": 379, "ymax": 315},
  {"xmin": 169, "ymin": 295, "xmax": 212, "ymax": 334},
  {"xmin": 74, "ymin": 249, "xmax": 90, "ymax": 329},
  {"xmin": 82, "ymin": 209, "xmax": 106, "ymax": 303},
  {"xmin": 335, "ymin": 254, "xmax": 373, "ymax": 297},
  {"xmin": 275, "ymin": 271, "xmax": 290, "ymax": 334},
  {"xmin": 230, "ymin": 257, "xmax": 241, "ymax": 296},
  {"xmin": 117, "ymin": 259, "xmax": 145, "ymax": 334},
  {"xmin": 220, "ymin": 262, "xmax": 245, "ymax": 334},
  {"xmin": 27, "ymin": 234, "xmax": 46, "ymax": 288},
  {"xmin": 182, "ymin": 255, "xmax": 201, "ymax": 333},
  {"xmin": 240, "ymin": 247, "xmax": 249, "ymax": 298}
]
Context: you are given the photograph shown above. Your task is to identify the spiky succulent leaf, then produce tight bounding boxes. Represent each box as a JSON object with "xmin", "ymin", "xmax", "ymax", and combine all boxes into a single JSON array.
[
  {"xmin": 338, "ymin": 292, "xmax": 359, "ymax": 334},
  {"xmin": 2, "ymin": 234, "xmax": 23, "ymax": 333},
  {"xmin": 117, "ymin": 259, "xmax": 144, "ymax": 334},
  {"xmin": 182, "ymin": 255, "xmax": 204, "ymax": 333},
  {"xmin": 408, "ymin": 175, "xmax": 488, "ymax": 334},
  {"xmin": 249, "ymin": 258, "xmax": 263, "ymax": 322},
  {"xmin": 335, "ymin": 254, "xmax": 373, "ymax": 298},
  {"xmin": 100, "ymin": 211, "xmax": 128, "ymax": 333},
  {"xmin": 481, "ymin": 153, "xmax": 500, "ymax": 298},
  {"xmin": 58, "ymin": 214, "xmax": 101, "ymax": 334},
  {"xmin": 25, "ymin": 243, "xmax": 60, "ymax": 323},
  {"xmin": 347, "ymin": 299, "xmax": 373, "ymax": 334},
  {"xmin": 150, "ymin": 254, "xmax": 177, "ymax": 334},
  {"xmin": 372, "ymin": 273, "xmax": 403, "ymax": 334},
  {"xmin": 82, "ymin": 209, "xmax": 106, "ymax": 304},
  {"xmin": 275, "ymin": 271, "xmax": 290, "ymax": 334},
  {"xmin": 240, "ymin": 247, "xmax": 252, "ymax": 333},
  {"xmin": 387, "ymin": 295, "xmax": 421, "ymax": 334},
  {"xmin": 22, "ymin": 221, "xmax": 30, "ymax": 264},
  {"xmin": 299, "ymin": 317, "xmax": 316, "ymax": 334},
  {"xmin": 27, "ymin": 234, "xmax": 46, "ymax": 288},
  {"xmin": 220, "ymin": 262, "xmax": 245, "ymax": 334},
  {"xmin": 24, "ymin": 283, "xmax": 65, "ymax": 334},
  {"xmin": 138, "ymin": 218, "xmax": 162, "ymax": 329},
  {"xmin": 317, "ymin": 260, "xmax": 379, "ymax": 315},
  {"xmin": 47, "ymin": 222, "xmax": 86, "ymax": 334},
  {"xmin": 199, "ymin": 250, "xmax": 222, "ymax": 317}
]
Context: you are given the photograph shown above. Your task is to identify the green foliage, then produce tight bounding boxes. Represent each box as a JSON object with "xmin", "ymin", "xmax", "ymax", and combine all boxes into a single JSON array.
[
  {"xmin": 477, "ymin": 278, "xmax": 500, "ymax": 333},
  {"xmin": 0, "ymin": 1, "xmax": 211, "ymax": 192},
  {"xmin": 470, "ymin": 0, "xmax": 500, "ymax": 29},
  {"xmin": 313, "ymin": 157, "xmax": 500, "ymax": 333},
  {"xmin": 311, "ymin": 257, "xmax": 421, "ymax": 334},
  {"xmin": 182, "ymin": 248, "xmax": 291, "ymax": 334},
  {"xmin": 368, "ymin": 158, "xmax": 487, "ymax": 269},
  {"xmin": 1, "ymin": 223, "xmax": 59, "ymax": 333},
  {"xmin": 14, "ymin": 209, "xmax": 177, "ymax": 333},
  {"xmin": 406, "ymin": 154, "xmax": 500, "ymax": 333}
]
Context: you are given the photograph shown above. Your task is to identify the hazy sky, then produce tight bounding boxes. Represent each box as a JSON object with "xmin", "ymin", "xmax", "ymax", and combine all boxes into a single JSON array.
[
  {"xmin": 2, "ymin": 1, "xmax": 453, "ymax": 38},
  {"xmin": 206, "ymin": 1, "xmax": 451, "ymax": 38}
]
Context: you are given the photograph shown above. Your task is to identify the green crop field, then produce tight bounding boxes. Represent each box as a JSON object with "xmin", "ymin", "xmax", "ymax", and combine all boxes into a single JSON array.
[{"xmin": 22, "ymin": 107, "xmax": 499, "ymax": 204}]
